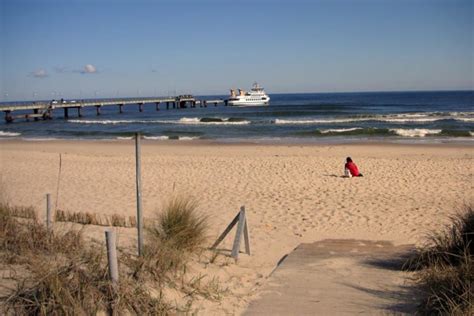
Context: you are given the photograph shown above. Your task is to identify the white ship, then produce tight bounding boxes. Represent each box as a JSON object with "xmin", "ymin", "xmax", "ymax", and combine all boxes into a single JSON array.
[{"xmin": 228, "ymin": 82, "xmax": 270, "ymax": 106}]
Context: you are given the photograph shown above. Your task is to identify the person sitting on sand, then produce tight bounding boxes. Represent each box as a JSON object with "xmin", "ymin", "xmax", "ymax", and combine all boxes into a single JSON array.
[{"xmin": 345, "ymin": 157, "xmax": 363, "ymax": 177}]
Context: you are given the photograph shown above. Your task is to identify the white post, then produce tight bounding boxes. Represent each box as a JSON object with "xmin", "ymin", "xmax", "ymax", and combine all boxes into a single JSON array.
[
  {"xmin": 105, "ymin": 230, "xmax": 119, "ymax": 284},
  {"xmin": 135, "ymin": 133, "xmax": 144, "ymax": 256}
]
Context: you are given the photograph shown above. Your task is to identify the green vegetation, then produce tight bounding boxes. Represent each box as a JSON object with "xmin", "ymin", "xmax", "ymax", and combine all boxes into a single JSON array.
[{"xmin": 406, "ymin": 205, "xmax": 473, "ymax": 315}]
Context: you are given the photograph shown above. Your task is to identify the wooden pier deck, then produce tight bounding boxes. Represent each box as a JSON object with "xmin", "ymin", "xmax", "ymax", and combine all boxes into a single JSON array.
[{"xmin": 0, "ymin": 96, "xmax": 227, "ymax": 123}]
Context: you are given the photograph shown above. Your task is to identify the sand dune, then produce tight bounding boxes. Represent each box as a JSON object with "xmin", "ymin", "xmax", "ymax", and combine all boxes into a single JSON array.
[{"xmin": 0, "ymin": 140, "xmax": 472, "ymax": 314}]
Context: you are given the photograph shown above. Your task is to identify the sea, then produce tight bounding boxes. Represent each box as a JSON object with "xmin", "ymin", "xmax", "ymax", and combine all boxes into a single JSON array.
[{"xmin": 1, "ymin": 90, "xmax": 473, "ymax": 144}]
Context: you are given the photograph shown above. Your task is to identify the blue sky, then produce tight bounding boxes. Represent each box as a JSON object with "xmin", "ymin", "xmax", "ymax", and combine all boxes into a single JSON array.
[{"xmin": 1, "ymin": 0, "xmax": 472, "ymax": 100}]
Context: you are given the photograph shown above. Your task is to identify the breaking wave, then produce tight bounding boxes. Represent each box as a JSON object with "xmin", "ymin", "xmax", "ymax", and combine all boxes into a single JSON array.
[
  {"xmin": 68, "ymin": 119, "xmax": 171, "ymax": 125},
  {"xmin": 142, "ymin": 135, "xmax": 200, "ymax": 140},
  {"xmin": 68, "ymin": 117, "xmax": 251, "ymax": 126},
  {"xmin": 296, "ymin": 128, "xmax": 473, "ymax": 137},
  {"xmin": 389, "ymin": 128, "xmax": 441, "ymax": 137},
  {"xmin": 0, "ymin": 131, "xmax": 21, "ymax": 137},
  {"xmin": 275, "ymin": 111, "xmax": 474, "ymax": 125},
  {"xmin": 179, "ymin": 117, "xmax": 250, "ymax": 125}
]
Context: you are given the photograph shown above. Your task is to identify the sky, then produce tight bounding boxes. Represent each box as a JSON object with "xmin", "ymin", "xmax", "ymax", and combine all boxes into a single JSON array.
[{"xmin": 0, "ymin": 0, "xmax": 472, "ymax": 101}]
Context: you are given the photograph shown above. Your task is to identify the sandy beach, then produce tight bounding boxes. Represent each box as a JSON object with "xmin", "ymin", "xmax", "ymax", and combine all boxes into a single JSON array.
[{"xmin": 0, "ymin": 140, "xmax": 472, "ymax": 314}]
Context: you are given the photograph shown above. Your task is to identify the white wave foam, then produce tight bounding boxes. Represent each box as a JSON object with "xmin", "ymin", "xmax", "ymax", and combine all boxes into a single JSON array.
[
  {"xmin": 142, "ymin": 135, "xmax": 200, "ymax": 140},
  {"xmin": 0, "ymin": 131, "xmax": 21, "ymax": 137},
  {"xmin": 381, "ymin": 117, "xmax": 443, "ymax": 123},
  {"xmin": 69, "ymin": 119, "xmax": 172, "ymax": 125},
  {"xmin": 275, "ymin": 111, "xmax": 474, "ymax": 125},
  {"xmin": 275, "ymin": 118, "xmax": 356, "ymax": 124},
  {"xmin": 390, "ymin": 128, "xmax": 441, "ymax": 137},
  {"xmin": 320, "ymin": 128, "xmax": 362, "ymax": 133},
  {"xmin": 116, "ymin": 136, "xmax": 133, "ymax": 140},
  {"xmin": 179, "ymin": 118, "xmax": 200, "ymax": 124},
  {"xmin": 178, "ymin": 136, "xmax": 200, "ymax": 140},
  {"xmin": 179, "ymin": 117, "xmax": 250, "ymax": 125},
  {"xmin": 143, "ymin": 136, "xmax": 169, "ymax": 140},
  {"xmin": 455, "ymin": 117, "xmax": 474, "ymax": 122}
]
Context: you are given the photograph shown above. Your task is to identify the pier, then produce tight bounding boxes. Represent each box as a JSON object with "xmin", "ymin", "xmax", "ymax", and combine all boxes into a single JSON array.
[{"xmin": 0, "ymin": 96, "xmax": 227, "ymax": 123}]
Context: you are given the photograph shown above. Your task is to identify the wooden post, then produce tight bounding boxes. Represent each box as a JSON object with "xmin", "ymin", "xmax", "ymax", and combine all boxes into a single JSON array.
[
  {"xmin": 244, "ymin": 219, "xmax": 251, "ymax": 255},
  {"xmin": 138, "ymin": 103, "xmax": 143, "ymax": 112},
  {"xmin": 105, "ymin": 230, "xmax": 119, "ymax": 284},
  {"xmin": 46, "ymin": 193, "xmax": 52, "ymax": 230},
  {"xmin": 166, "ymin": 102, "xmax": 169, "ymax": 110},
  {"xmin": 231, "ymin": 206, "xmax": 246, "ymax": 258},
  {"xmin": 96, "ymin": 106, "xmax": 101, "ymax": 116},
  {"xmin": 155, "ymin": 102, "xmax": 160, "ymax": 111},
  {"xmin": 77, "ymin": 107, "xmax": 83, "ymax": 117},
  {"xmin": 204, "ymin": 101, "xmax": 207, "ymax": 107},
  {"xmin": 64, "ymin": 107, "xmax": 69, "ymax": 119},
  {"xmin": 211, "ymin": 205, "xmax": 251, "ymax": 260},
  {"xmin": 135, "ymin": 133, "xmax": 144, "ymax": 256},
  {"xmin": 34, "ymin": 109, "xmax": 39, "ymax": 121},
  {"xmin": 119, "ymin": 104, "xmax": 123, "ymax": 114}
]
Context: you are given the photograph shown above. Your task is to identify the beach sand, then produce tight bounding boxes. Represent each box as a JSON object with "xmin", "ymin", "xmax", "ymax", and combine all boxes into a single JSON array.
[{"xmin": 0, "ymin": 140, "xmax": 472, "ymax": 314}]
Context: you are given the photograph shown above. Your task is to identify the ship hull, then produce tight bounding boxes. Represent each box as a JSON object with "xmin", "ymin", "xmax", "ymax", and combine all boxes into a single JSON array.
[{"xmin": 228, "ymin": 101, "xmax": 269, "ymax": 106}]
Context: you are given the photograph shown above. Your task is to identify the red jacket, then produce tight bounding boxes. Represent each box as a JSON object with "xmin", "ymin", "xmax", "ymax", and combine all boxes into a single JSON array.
[{"xmin": 345, "ymin": 162, "xmax": 360, "ymax": 177}]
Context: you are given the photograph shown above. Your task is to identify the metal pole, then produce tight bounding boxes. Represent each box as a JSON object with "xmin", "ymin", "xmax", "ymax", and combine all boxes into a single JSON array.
[
  {"xmin": 105, "ymin": 230, "xmax": 119, "ymax": 284},
  {"xmin": 135, "ymin": 133, "xmax": 144, "ymax": 256},
  {"xmin": 46, "ymin": 193, "xmax": 52, "ymax": 230}
]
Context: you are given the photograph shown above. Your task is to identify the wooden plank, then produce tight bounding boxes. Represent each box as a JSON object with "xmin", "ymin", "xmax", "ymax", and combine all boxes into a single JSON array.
[
  {"xmin": 231, "ymin": 206, "xmax": 246, "ymax": 259},
  {"xmin": 210, "ymin": 211, "xmax": 240, "ymax": 249},
  {"xmin": 244, "ymin": 219, "xmax": 251, "ymax": 255}
]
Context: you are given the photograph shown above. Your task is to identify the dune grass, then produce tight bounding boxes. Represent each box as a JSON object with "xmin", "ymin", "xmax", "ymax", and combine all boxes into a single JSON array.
[
  {"xmin": 0, "ymin": 203, "xmax": 172, "ymax": 314},
  {"xmin": 128, "ymin": 196, "xmax": 209, "ymax": 283},
  {"xmin": 148, "ymin": 196, "xmax": 208, "ymax": 253},
  {"xmin": 55, "ymin": 209, "xmax": 137, "ymax": 227},
  {"xmin": 1, "ymin": 196, "xmax": 219, "ymax": 314},
  {"xmin": 405, "ymin": 204, "xmax": 473, "ymax": 315}
]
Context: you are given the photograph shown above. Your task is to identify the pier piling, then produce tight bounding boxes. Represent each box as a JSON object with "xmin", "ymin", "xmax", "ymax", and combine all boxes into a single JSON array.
[
  {"xmin": 138, "ymin": 103, "xmax": 144, "ymax": 112},
  {"xmin": 119, "ymin": 104, "xmax": 123, "ymax": 114},
  {"xmin": 96, "ymin": 106, "xmax": 101, "ymax": 116},
  {"xmin": 64, "ymin": 107, "xmax": 69, "ymax": 119},
  {"xmin": 155, "ymin": 102, "xmax": 160, "ymax": 111},
  {"xmin": 78, "ymin": 107, "xmax": 83, "ymax": 117}
]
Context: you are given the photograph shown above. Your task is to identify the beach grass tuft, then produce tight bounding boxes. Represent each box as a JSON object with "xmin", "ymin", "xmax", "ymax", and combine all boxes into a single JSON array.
[
  {"xmin": 149, "ymin": 196, "xmax": 209, "ymax": 253},
  {"xmin": 405, "ymin": 204, "xmax": 473, "ymax": 315},
  {"xmin": 128, "ymin": 196, "xmax": 209, "ymax": 282}
]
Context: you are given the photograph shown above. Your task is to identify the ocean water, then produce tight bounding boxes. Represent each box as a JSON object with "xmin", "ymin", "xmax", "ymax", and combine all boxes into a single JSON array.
[{"xmin": 1, "ymin": 91, "xmax": 473, "ymax": 143}]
